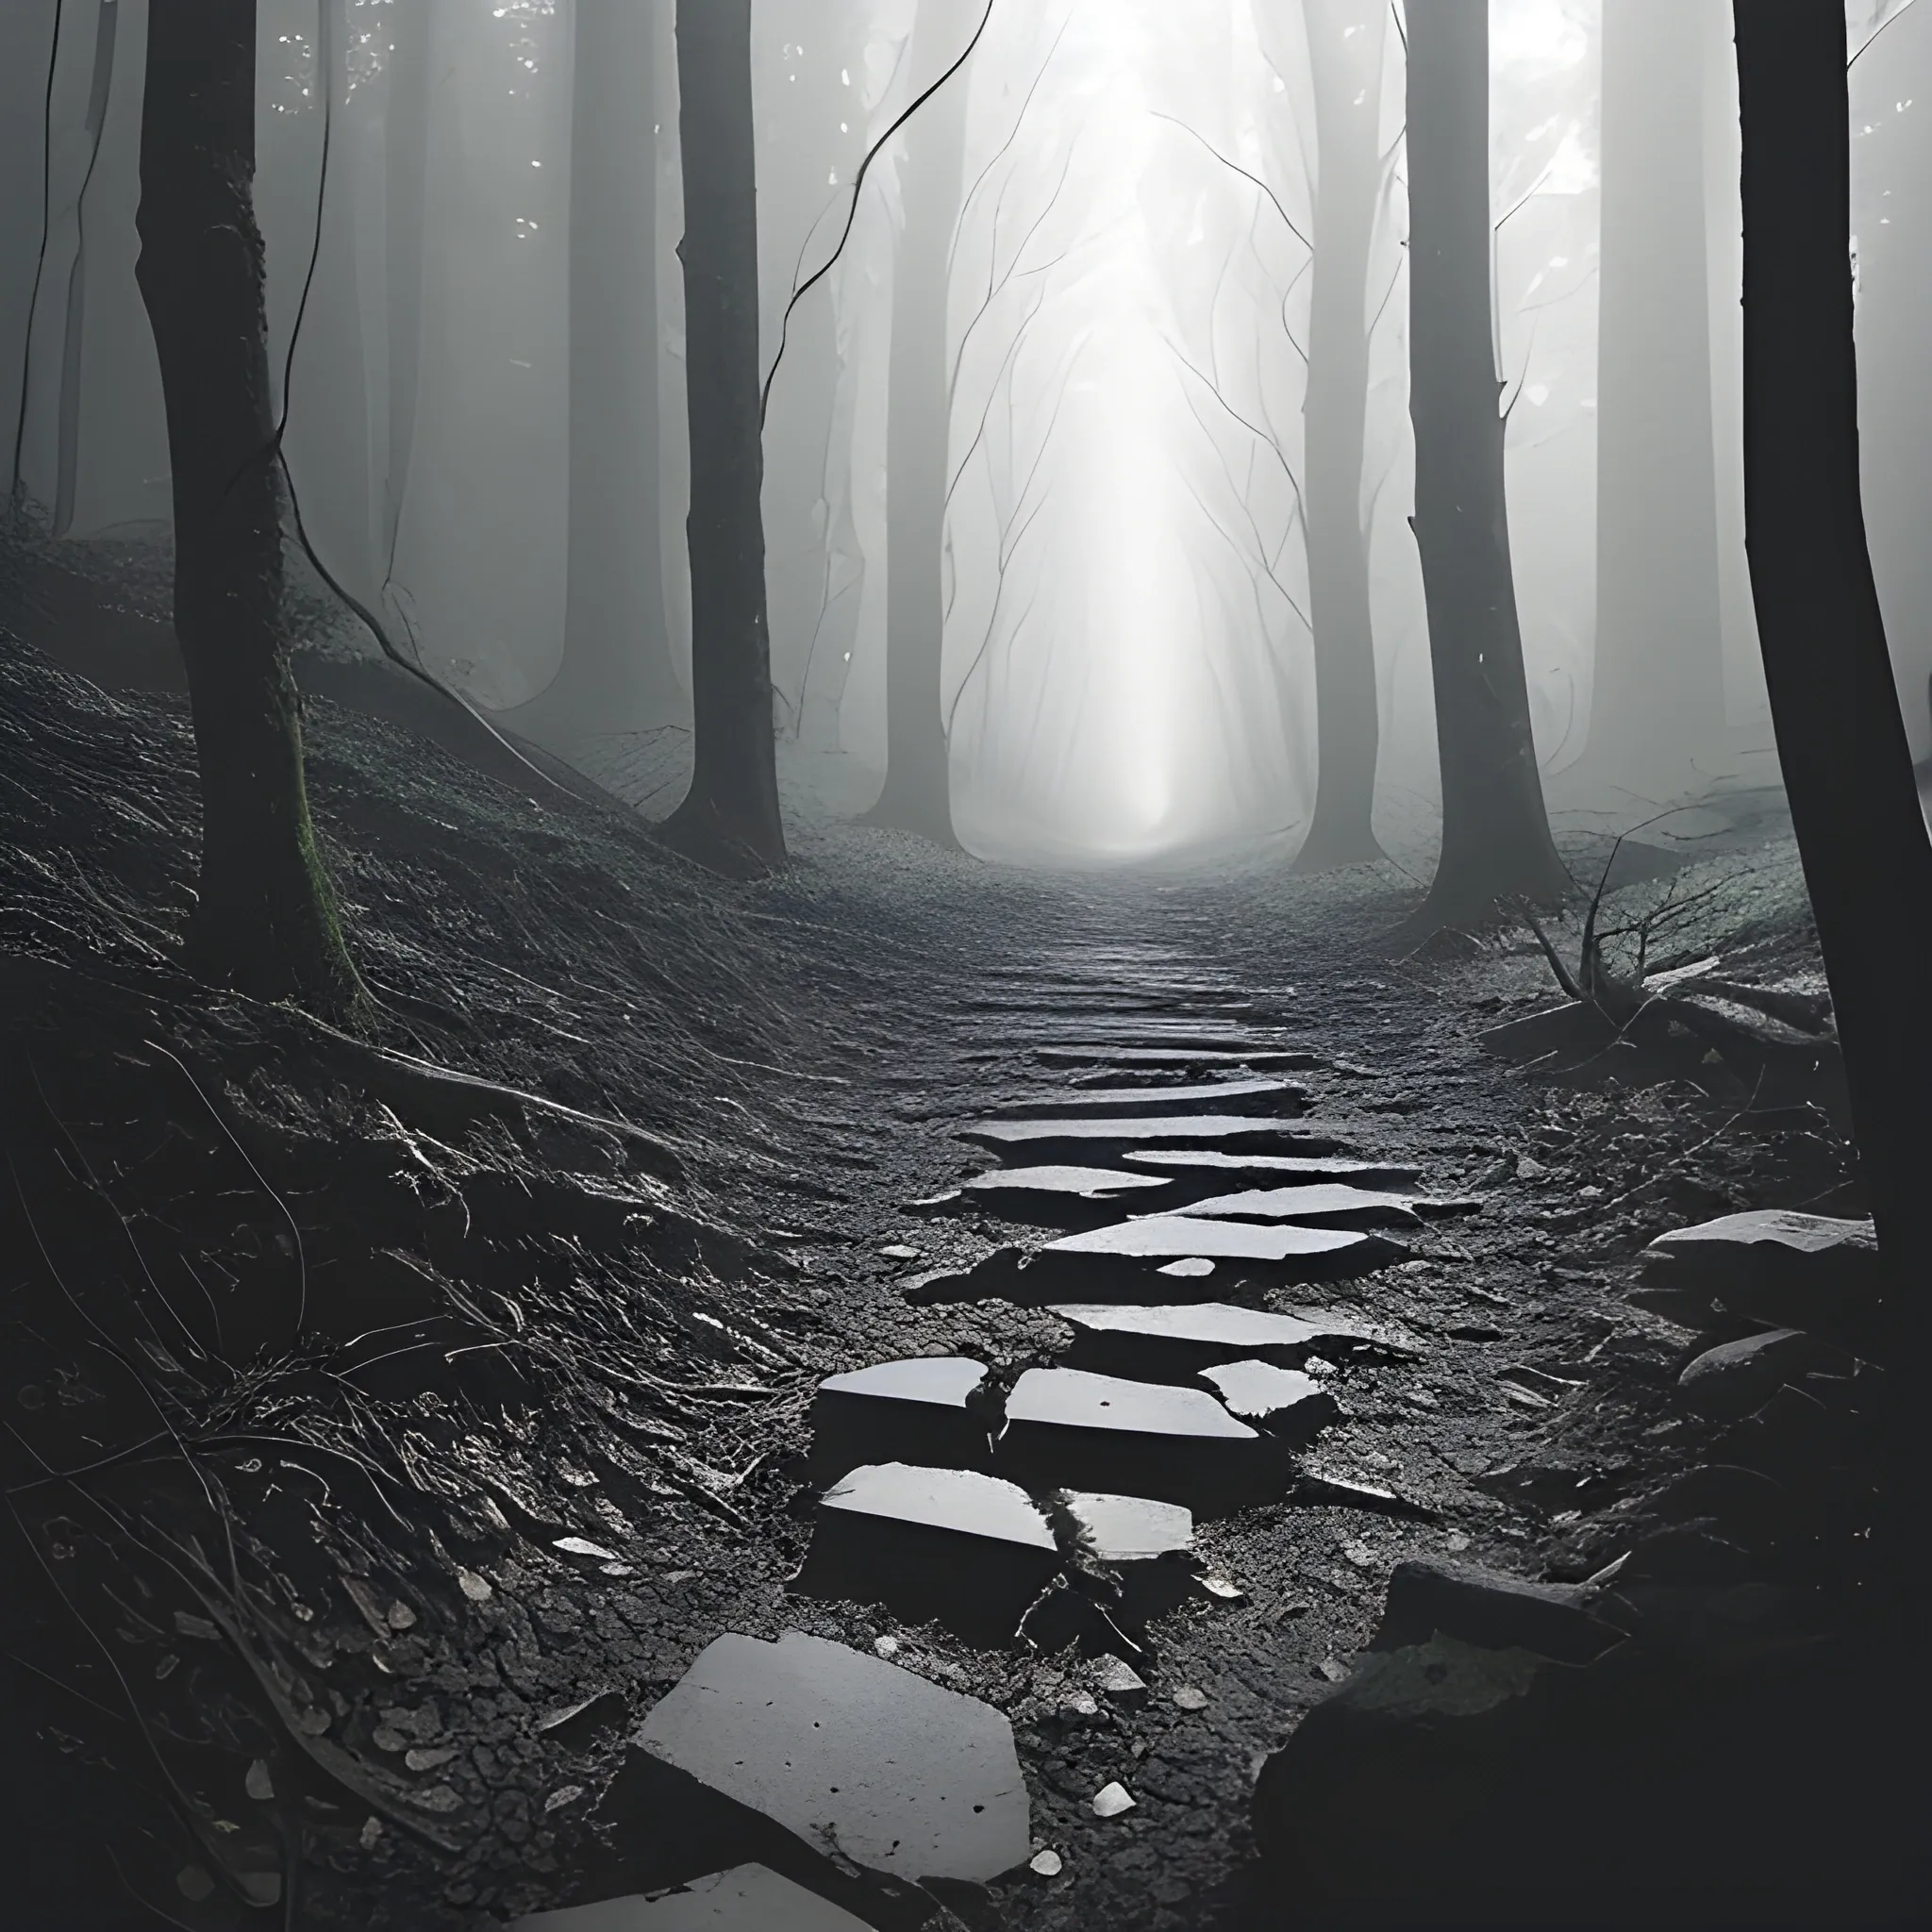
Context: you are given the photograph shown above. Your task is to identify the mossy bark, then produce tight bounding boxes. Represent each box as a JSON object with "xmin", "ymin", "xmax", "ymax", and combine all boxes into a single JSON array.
[{"xmin": 135, "ymin": 0, "xmax": 362, "ymax": 1018}]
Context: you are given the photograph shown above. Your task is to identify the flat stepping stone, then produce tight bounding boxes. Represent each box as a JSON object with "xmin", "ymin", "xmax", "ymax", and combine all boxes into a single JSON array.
[
  {"xmin": 513, "ymin": 1864, "xmax": 873, "ymax": 1930},
  {"xmin": 1154, "ymin": 1183, "xmax": 1427, "ymax": 1228},
  {"xmin": 988, "ymin": 1076, "xmax": 1307, "ymax": 1120},
  {"xmin": 960, "ymin": 1116, "xmax": 1351, "ymax": 1158},
  {"xmin": 1036, "ymin": 1046, "xmax": 1321, "ymax": 1071},
  {"xmin": 1200, "ymin": 1360, "xmax": 1338, "ymax": 1442},
  {"xmin": 1048, "ymin": 1301, "xmax": 1374, "ymax": 1380},
  {"xmin": 794, "ymin": 1465, "xmax": 1061, "ymax": 1642},
  {"xmin": 622, "ymin": 1632, "xmax": 1029, "ymax": 1886},
  {"xmin": 999, "ymin": 1368, "xmax": 1287, "ymax": 1512},
  {"xmin": 1058, "ymin": 1490, "xmax": 1202, "ymax": 1621},
  {"xmin": 810, "ymin": 1357, "xmax": 993, "ymax": 1479},
  {"xmin": 1037, "ymin": 1215, "xmax": 1396, "ymax": 1285},
  {"xmin": 911, "ymin": 1165, "xmax": 1174, "ymax": 1227},
  {"xmin": 1124, "ymin": 1150, "xmax": 1424, "ymax": 1187}
]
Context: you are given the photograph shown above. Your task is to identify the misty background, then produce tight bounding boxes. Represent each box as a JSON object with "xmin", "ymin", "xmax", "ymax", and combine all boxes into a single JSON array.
[{"xmin": 2, "ymin": 0, "xmax": 1926, "ymax": 866}]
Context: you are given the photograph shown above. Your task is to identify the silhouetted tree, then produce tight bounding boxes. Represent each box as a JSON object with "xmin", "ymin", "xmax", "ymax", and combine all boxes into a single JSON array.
[
  {"xmin": 1403, "ymin": 0, "xmax": 1569, "ymax": 928},
  {"xmin": 1734, "ymin": 0, "xmax": 1932, "ymax": 1583},
  {"xmin": 1294, "ymin": 0, "xmax": 1388, "ymax": 872},
  {"xmin": 1584, "ymin": 0, "xmax": 1726, "ymax": 793},
  {"xmin": 664, "ymin": 0, "xmax": 786, "ymax": 873},
  {"xmin": 135, "ymin": 0, "xmax": 362, "ymax": 1016},
  {"xmin": 868, "ymin": 0, "xmax": 977, "ymax": 849},
  {"xmin": 511, "ymin": 0, "xmax": 680, "ymax": 748}
]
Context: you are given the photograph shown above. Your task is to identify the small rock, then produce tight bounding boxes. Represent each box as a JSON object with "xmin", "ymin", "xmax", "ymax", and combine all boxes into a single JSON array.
[
  {"xmin": 1030, "ymin": 1848, "xmax": 1065, "ymax": 1876},
  {"xmin": 543, "ymin": 1785, "xmax": 585, "ymax": 1813},
  {"xmin": 358, "ymin": 1817, "xmax": 383, "ymax": 1852},
  {"xmin": 244, "ymin": 1760, "xmax": 274, "ymax": 1801},
  {"xmin": 1678, "ymin": 1328, "xmax": 1850, "ymax": 1420},
  {"xmin": 1095, "ymin": 1656, "xmax": 1148, "ymax": 1705},
  {"xmin": 1062, "ymin": 1692, "xmax": 1101, "ymax": 1718},
  {"xmin": 457, "ymin": 1570, "xmax": 493, "ymax": 1603},
  {"xmin": 1092, "ymin": 1781, "xmax": 1137, "ymax": 1818},
  {"xmin": 406, "ymin": 1746, "xmax": 458, "ymax": 1773},
  {"xmin": 1159, "ymin": 1257, "xmax": 1217, "ymax": 1278},
  {"xmin": 874, "ymin": 1635, "xmax": 900, "ymax": 1657},
  {"xmin": 1196, "ymin": 1574, "xmax": 1245, "ymax": 1603},
  {"xmin": 176, "ymin": 1867, "xmax": 214, "ymax": 1903},
  {"xmin": 1516, "ymin": 1155, "xmax": 1548, "ymax": 1179},
  {"xmin": 388, "ymin": 1602, "xmax": 417, "ymax": 1631},
  {"xmin": 553, "ymin": 1536, "xmax": 621, "ymax": 1562},
  {"xmin": 1316, "ymin": 1658, "xmax": 1349, "ymax": 1682},
  {"xmin": 1172, "ymin": 1686, "xmax": 1209, "ymax": 1711},
  {"xmin": 878, "ymin": 1245, "xmax": 923, "ymax": 1261},
  {"xmin": 372, "ymin": 1725, "xmax": 408, "ymax": 1754},
  {"xmin": 1341, "ymin": 1541, "xmax": 1376, "ymax": 1569}
]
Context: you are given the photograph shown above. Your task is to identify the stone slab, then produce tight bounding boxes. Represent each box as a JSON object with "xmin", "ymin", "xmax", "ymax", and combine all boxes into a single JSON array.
[
  {"xmin": 1123, "ymin": 1150, "xmax": 1424, "ymax": 1188},
  {"xmin": 1000, "ymin": 1368, "xmax": 1287, "ymax": 1512},
  {"xmin": 796, "ymin": 1465, "xmax": 1061, "ymax": 1642},
  {"xmin": 1035, "ymin": 1046, "xmax": 1322, "ymax": 1071},
  {"xmin": 1049, "ymin": 1301, "xmax": 1373, "ymax": 1380},
  {"xmin": 1041, "ymin": 1215, "xmax": 1376, "ymax": 1269},
  {"xmin": 629, "ymin": 1632, "xmax": 1029, "ymax": 1884},
  {"xmin": 1200, "ymin": 1360, "xmax": 1338, "ymax": 1442},
  {"xmin": 1161, "ymin": 1183, "xmax": 1425, "ymax": 1228},
  {"xmin": 513, "ymin": 1866, "xmax": 871, "ymax": 1931},
  {"xmin": 960, "ymin": 1116, "xmax": 1350, "ymax": 1158},
  {"xmin": 810, "ymin": 1357, "xmax": 993, "ymax": 1479},
  {"xmin": 1057, "ymin": 1490, "xmax": 1201, "ymax": 1622},
  {"xmin": 989, "ymin": 1076, "xmax": 1307, "ymax": 1120}
]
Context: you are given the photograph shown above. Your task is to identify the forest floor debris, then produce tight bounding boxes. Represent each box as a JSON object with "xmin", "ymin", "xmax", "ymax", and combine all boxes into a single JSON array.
[{"xmin": 0, "ymin": 627, "xmax": 1902, "ymax": 1929}]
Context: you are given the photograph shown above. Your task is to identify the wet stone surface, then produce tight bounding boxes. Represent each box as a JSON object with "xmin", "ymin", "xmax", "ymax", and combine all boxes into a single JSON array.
[
  {"xmin": 1160, "ymin": 1182, "xmax": 1429, "ymax": 1227},
  {"xmin": 999, "ymin": 1368, "xmax": 1287, "ymax": 1512},
  {"xmin": 1047, "ymin": 1300, "xmax": 1371, "ymax": 1381},
  {"xmin": 1123, "ymin": 1148, "xmax": 1424, "ymax": 1187},
  {"xmin": 809, "ymin": 1356, "xmax": 994, "ymax": 1478},
  {"xmin": 617, "ymin": 1631, "xmax": 1030, "ymax": 1888},
  {"xmin": 794, "ymin": 1463, "xmax": 1061, "ymax": 1642},
  {"xmin": 513, "ymin": 1862, "xmax": 874, "ymax": 1930},
  {"xmin": 1198, "ymin": 1359, "xmax": 1338, "ymax": 1442},
  {"xmin": 1038, "ymin": 1215, "xmax": 1393, "ymax": 1290},
  {"xmin": 988, "ymin": 1075, "xmax": 1309, "ymax": 1119},
  {"xmin": 960, "ymin": 1114, "xmax": 1351, "ymax": 1158}
]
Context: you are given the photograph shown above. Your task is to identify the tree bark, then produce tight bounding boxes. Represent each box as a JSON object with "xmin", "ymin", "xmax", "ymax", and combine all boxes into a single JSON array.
[
  {"xmin": 1403, "ymin": 0, "xmax": 1569, "ymax": 929},
  {"xmin": 1293, "ymin": 0, "xmax": 1387, "ymax": 872},
  {"xmin": 509, "ymin": 0, "xmax": 681, "ymax": 750},
  {"xmin": 1584, "ymin": 0, "xmax": 1727, "ymax": 794},
  {"xmin": 663, "ymin": 0, "xmax": 786, "ymax": 874},
  {"xmin": 1734, "ymin": 0, "xmax": 1932, "ymax": 1609},
  {"xmin": 867, "ymin": 0, "xmax": 974, "ymax": 848},
  {"xmin": 135, "ymin": 0, "xmax": 361, "ymax": 1017}
]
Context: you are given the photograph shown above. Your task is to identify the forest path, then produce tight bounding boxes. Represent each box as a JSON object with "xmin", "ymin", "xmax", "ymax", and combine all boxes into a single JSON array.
[{"xmin": 513, "ymin": 847, "xmax": 1642, "ymax": 1932}]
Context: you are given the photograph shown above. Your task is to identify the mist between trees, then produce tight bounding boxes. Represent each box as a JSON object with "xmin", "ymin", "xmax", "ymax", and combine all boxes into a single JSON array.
[{"xmin": 2, "ymin": 0, "xmax": 1930, "ymax": 874}]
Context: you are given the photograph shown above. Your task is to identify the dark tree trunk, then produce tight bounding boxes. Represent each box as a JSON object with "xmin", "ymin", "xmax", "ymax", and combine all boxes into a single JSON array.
[
  {"xmin": 1293, "ymin": 0, "xmax": 1387, "ymax": 873},
  {"xmin": 510, "ymin": 0, "xmax": 680, "ymax": 748},
  {"xmin": 1585, "ymin": 0, "xmax": 1726, "ymax": 792},
  {"xmin": 664, "ymin": 0, "xmax": 786, "ymax": 874},
  {"xmin": 134, "ymin": 0, "xmax": 361, "ymax": 1017},
  {"xmin": 1734, "ymin": 0, "xmax": 1932, "ymax": 1607},
  {"xmin": 1403, "ymin": 0, "xmax": 1568, "ymax": 928},
  {"xmin": 867, "ymin": 0, "xmax": 974, "ymax": 849}
]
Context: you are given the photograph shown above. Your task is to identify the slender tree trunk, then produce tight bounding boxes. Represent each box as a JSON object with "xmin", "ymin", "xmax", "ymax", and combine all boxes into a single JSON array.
[
  {"xmin": 1403, "ymin": 0, "xmax": 1568, "ymax": 929},
  {"xmin": 664, "ymin": 0, "xmax": 786, "ymax": 873},
  {"xmin": 1294, "ymin": 0, "xmax": 1387, "ymax": 872},
  {"xmin": 510, "ymin": 0, "xmax": 680, "ymax": 749},
  {"xmin": 134, "ymin": 0, "xmax": 361, "ymax": 1017},
  {"xmin": 1734, "ymin": 0, "xmax": 1932, "ymax": 1620},
  {"xmin": 1584, "ymin": 0, "xmax": 1726, "ymax": 794},
  {"xmin": 867, "ymin": 0, "xmax": 974, "ymax": 848}
]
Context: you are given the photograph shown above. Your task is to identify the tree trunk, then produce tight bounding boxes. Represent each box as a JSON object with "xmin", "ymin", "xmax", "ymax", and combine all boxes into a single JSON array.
[
  {"xmin": 134, "ymin": 0, "xmax": 361, "ymax": 1018},
  {"xmin": 1403, "ymin": 0, "xmax": 1569, "ymax": 929},
  {"xmin": 1734, "ymin": 0, "xmax": 1932, "ymax": 1613},
  {"xmin": 1584, "ymin": 0, "xmax": 1727, "ymax": 795},
  {"xmin": 867, "ymin": 0, "xmax": 974, "ymax": 848},
  {"xmin": 508, "ymin": 0, "xmax": 681, "ymax": 751},
  {"xmin": 663, "ymin": 0, "xmax": 786, "ymax": 874},
  {"xmin": 1293, "ymin": 0, "xmax": 1387, "ymax": 873}
]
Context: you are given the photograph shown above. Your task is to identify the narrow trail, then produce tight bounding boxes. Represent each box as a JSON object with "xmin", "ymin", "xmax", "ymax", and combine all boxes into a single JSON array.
[{"xmin": 511, "ymin": 857, "xmax": 1647, "ymax": 1931}]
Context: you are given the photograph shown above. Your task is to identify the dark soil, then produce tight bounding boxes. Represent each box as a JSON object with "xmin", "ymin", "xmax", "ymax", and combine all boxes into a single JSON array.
[{"xmin": 0, "ymin": 618, "xmax": 1882, "ymax": 1932}]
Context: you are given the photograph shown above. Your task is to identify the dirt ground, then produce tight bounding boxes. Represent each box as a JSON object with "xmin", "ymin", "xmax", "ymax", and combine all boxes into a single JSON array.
[{"xmin": 0, "ymin": 610, "xmax": 1877, "ymax": 1931}]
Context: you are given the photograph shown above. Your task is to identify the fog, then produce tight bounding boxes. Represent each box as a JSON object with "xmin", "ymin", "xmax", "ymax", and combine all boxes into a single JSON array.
[{"xmin": 4, "ymin": 0, "xmax": 1930, "ymax": 864}]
